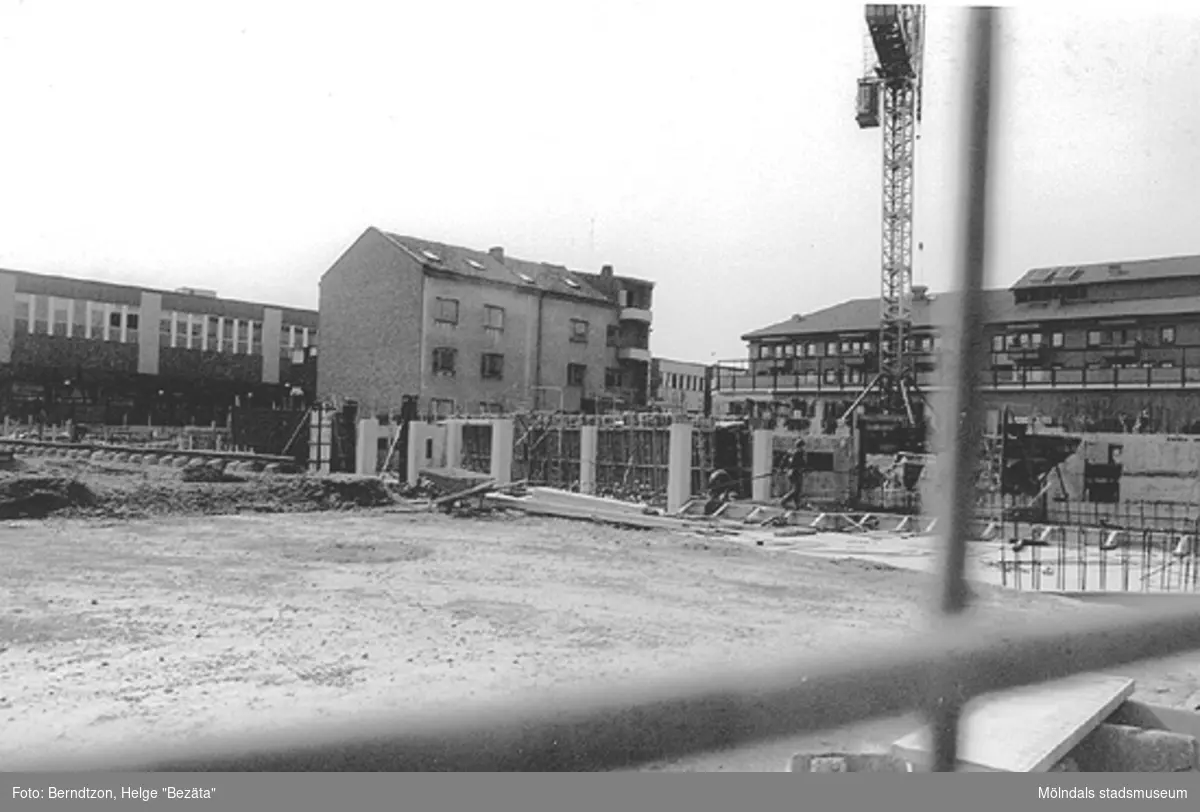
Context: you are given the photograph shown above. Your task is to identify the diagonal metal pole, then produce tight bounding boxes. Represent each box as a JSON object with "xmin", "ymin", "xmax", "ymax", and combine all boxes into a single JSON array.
[{"xmin": 926, "ymin": 5, "xmax": 1002, "ymax": 772}]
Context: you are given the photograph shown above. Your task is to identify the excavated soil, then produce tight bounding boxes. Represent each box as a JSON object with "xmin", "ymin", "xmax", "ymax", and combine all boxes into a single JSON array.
[{"xmin": 0, "ymin": 457, "xmax": 394, "ymax": 520}]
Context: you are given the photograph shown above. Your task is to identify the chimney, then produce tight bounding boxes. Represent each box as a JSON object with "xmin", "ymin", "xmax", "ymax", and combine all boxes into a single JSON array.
[
  {"xmin": 489, "ymin": 246, "xmax": 504, "ymax": 262},
  {"xmin": 601, "ymin": 264, "xmax": 614, "ymax": 278}
]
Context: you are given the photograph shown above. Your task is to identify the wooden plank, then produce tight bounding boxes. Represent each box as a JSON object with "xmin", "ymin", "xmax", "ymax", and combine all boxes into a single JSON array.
[{"xmin": 891, "ymin": 673, "xmax": 1135, "ymax": 772}]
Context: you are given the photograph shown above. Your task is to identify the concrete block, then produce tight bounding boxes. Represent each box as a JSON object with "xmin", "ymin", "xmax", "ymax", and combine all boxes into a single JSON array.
[
  {"xmin": 751, "ymin": 429, "xmax": 773, "ymax": 503},
  {"xmin": 173, "ymin": 456, "xmax": 189, "ymax": 468},
  {"xmin": 1069, "ymin": 723, "xmax": 1199, "ymax": 772},
  {"xmin": 489, "ymin": 418, "xmax": 514, "ymax": 486},
  {"xmin": 788, "ymin": 752, "xmax": 910, "ymax": 773},
  {"xmin": 128, "ymin": 454, "xmax": 143, "ymax": 465},
  {"xmin": 666, "ymin": 422, "xmax": 693, "ymax": 514}
]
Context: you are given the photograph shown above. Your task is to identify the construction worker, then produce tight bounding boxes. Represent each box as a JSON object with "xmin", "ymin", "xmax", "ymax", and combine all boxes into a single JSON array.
[
  {"xmin": 704, "ymin": 467, "xmax": 737, "ymax": 515},
  {"xmin": 780, "ymin": 438, "xmax": 807, "ymax": 511}
]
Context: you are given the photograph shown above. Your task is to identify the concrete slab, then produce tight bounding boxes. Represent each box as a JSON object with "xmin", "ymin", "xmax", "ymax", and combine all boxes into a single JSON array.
[{"xmin": 892, "ymin": 673, "xmax": 1135, "ymax": 772}]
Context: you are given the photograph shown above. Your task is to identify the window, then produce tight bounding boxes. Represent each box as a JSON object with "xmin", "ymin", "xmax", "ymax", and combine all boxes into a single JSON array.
[
  {"xmin": 804, "ymin": 343, "xmax": 817, "ymax": 358},
  {"xmin": 237, "ymin": 320, "xmax": 252, "ymax": 354},
  {"xmin": 33, "ymin": 295, "xmax": 49, "ymax": 335},
  {"xmin": 606, "ymin": 325, "xmax": 619, "ymax": 347},
  {"xmin": 567, "ymin": 363, "xmax": 586, "ymax": 387},
  {"xmin": 1087, "ymin": 330, "xmax": 1103, "ymax": 347},
  {"xmin": 758, "ymin": 345, "xmax": 773, "ymax": 359},
  {"xmin": 125, "ymin": 311, "xmax": 139, "ymax": 344},
  {"xmin": 991, "ymin": 334, "xmax": 1004, "ymax": 352},
  {"xmin": 13, "ymin": 294, "xmax": 30, "ymax": 334},
  {"xmin": 251, "ymin": 321, "xmax": 263, "ymax": 355},
  {"xmin": 823, "ymin": 368, "xmax": 839, "ymax": 384},
  {"xmin": 783, "ymin": 344, "xmax": 795, "ymax": 358},
  {"xmin": 1051, "ymin": 332, "xmax": 1064, "ymax": 348},
  {"xmin": 435, "ymin": 297, "xmax": 459, "ymax": 325},
  {"xmin": 480, "ymin": 353, "xmax": 504, "ymax": 380},
  {"xmin": 160, "ymin": 315, "xmax": 172, "ymax": 348},
  {"xmin": 570, "ymin": 319, "xmax": 589, "ymax": 343},
  {"xmin": 480, "ymin": 402, "xmax": 503, "ymax": 415},
  {"xmin": 1161, "ymin": 326, "xmax": 1176, "ymax": 345},
  {"xmin": 484, "ymin": 305, "xmax": 505, "ymax": 332},
  {"xmin": 605, "ymin": 368, "xmax": 623, "ymax": 389},
  {"xmin": 433, "ymin": 347, "xmax": 457, "ymax": 376},
  {"xmin": 825, "ymin": 341, "xmax": 838, "ymax": 356},
  {"xmin": 839, "ymin": 340, "xmax": 852, "ymax": 354},
  {"xmin": 222, "ymin": 319, "xmax": 236, "ymax": 353},
  {"xmin": 191, "ymin": 316, "xmax": 205, "ymax": 350},
  {"xmin": 430, "ymin": 398, "xmax": 455, "ymax": 417},
  {"xmin": 50, "ymin": 299, "xmax": 68, "ymax": 337}
]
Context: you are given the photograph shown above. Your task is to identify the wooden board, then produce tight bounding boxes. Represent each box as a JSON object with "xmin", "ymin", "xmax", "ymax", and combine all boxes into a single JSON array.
[{"xmin": 891, "ymin": 673, "xmax": 1135, "ymax": 772}]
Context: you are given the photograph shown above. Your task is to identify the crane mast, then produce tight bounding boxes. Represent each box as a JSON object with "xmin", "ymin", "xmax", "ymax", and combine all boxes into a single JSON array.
[{"xmin": 846, "ymin": 4, "xmax": 927, "ymax": 427}]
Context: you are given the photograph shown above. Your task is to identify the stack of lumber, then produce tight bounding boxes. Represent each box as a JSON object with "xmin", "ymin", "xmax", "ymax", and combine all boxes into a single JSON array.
[{"xmin": 485, "ymin": 486, "xmax": 720, "ymax": 532}]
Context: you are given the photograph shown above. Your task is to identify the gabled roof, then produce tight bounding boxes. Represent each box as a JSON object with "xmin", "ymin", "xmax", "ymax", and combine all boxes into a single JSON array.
[
  {"xmin": 379, "ymin": 232, "xmax": 614, "ymax": 304},
  {"xmin": 1012, "ymin": 254, "xmax": 1200, "ymax": 289}
]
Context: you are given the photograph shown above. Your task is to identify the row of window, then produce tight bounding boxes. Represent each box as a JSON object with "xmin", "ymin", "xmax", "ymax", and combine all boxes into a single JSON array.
[
  {"xmin": 429, "ymin": 347, "xmax": 624, "ymax": 389},
  {"xmin": 156, "ymin": 311, "xmax": 316, "ymax": 359},
  {"xmin": 992, "ymin": 326, "xmax": 1177, "ymax": 352},
  {"xmin": 433, "ymin": 298, "xmax": 620, "ymax": 346},
  {"xmin": 11, "ymin": 294, "xmax": 318, "ymax": 359},
  {"xmin": 757, "ymin": 336, "xmax": 938, "ymax": 360},
  {"xmin": 661, "ymin": 371, "xmax": 706, "ymax": 392},
  {"xmin": 14, "ymin": 294, "xmax": 144, "ymax": 343}
]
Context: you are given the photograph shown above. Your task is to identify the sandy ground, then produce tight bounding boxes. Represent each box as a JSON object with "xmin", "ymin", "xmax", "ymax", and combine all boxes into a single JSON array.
[{"xmin": 3, "ymin": 511, "xmax": 1200, "ymax": 772}]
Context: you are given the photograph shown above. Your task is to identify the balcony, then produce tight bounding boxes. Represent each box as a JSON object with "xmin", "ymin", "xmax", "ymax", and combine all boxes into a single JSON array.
[
  {"xmin": 617, "ymin": 346, "xmax": 652, "ymax": 363},
  {"xmin": 619, "ymin": 306, "xmax": 652, "ymax": 324},
  {"xmin": 711, "ymin": 344, "xmax": 1200, "ymax": 397}
]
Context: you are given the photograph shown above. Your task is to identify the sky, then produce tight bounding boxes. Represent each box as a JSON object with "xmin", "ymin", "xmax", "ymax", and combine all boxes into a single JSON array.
[{"xmin": 1, "ymin": 1, "xmax": 1198, "ymax": 363}]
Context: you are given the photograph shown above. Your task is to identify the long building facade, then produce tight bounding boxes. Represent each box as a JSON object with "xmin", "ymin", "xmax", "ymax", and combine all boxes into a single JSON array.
[
  {"xmin": 318, "ymin": 228, "xmax": 655, "ymax": 418},
  {"xmin": 0, "ymin": 269, "xmax": 318, "ymax": 427},
  {"xmin": 718, "ymin": 255, "xmax": 1200, "ymax": 435}
]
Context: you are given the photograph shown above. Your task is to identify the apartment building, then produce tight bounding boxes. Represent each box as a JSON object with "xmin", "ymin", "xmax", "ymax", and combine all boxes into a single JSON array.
[
  {"xmin": 717, "ymin": 255, "xmax": 1200, "ymax": 434},
  {"xmin": 0, "ymin": 268, "xmax": 318, "ymax": 426},
  {"xmin": 317, "ymin": 228, "xmax": 656, "ymax": 417}
]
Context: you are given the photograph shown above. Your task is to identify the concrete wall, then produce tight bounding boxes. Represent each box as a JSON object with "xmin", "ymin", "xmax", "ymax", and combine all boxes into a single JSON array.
[
  {"xmin": 136, "ymin": 291, "xmax": 162, "ymax": 375},
  {"xmin": 317, "ymin": 228, "xmax": 425, "ymax": 413},
  {"xmin": 1054, "ymin": 431, "xmax": 1200, "ymax": 505}
]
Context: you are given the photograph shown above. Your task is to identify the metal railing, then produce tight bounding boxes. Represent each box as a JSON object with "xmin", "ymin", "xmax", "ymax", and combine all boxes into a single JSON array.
[
  {"xmin": 714, "ymin": 347, "xmax": 1200, "ymax": 396},
  {"xmin": 15, "ymin": 7, "xmax": 1200, "ymax": 774}
]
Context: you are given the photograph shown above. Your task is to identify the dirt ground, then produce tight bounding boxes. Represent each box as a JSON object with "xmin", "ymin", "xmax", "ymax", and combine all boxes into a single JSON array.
[{"xmin": 4, "ymin": 507, "xmax": 1200, "ymax": 772}]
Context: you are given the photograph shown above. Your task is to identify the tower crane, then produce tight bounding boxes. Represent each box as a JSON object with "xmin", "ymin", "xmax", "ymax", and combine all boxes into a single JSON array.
[{"xmin": 841, "ymin": 4, "xmax": 930, "ymax": 450}]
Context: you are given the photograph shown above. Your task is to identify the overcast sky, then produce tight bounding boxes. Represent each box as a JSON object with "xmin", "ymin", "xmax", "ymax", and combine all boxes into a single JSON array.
[{"xmin": 1, "ymin": 1, "xmax": 1198, "ymax": 362}]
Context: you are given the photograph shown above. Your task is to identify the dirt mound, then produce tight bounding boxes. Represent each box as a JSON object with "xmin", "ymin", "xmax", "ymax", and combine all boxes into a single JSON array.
[
  {"xmin": 0, "ymin": 473, "xmax": 97, "ymax": 519},
  {"xmin": 69, "ymin": 473, "xmax": 396, "ymax": 520},
  {"xmin": 179, "ymin": 465, "xmax": 246, "ymax": 484}
]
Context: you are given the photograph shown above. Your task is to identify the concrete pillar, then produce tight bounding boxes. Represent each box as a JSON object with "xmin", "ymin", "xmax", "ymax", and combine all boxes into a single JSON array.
[
  {"xmin": 579, "ymin": 424, "xmax": 599, "ymax": 495},
  {"xmin": 666, "ymin": 421, "xmax": 693, "ymax": 514},
  {"xmin": 751, "ymin": 429, "xmax": 774, "ymax": 503},
  {"xmin": 489, "ymin": 418, "xmax": 514, "ymax": 485},
  {"xmin": 261, "ymin": 307, "xmax": 282, "ymax": 384},
  {"xmin": 406, "ymin": 423, "xmax": 425, "ymax": 488},
  {"xmin": 137, "ymin": 291, "xmax": 162, "ymax": 375},
  {"xmin": 356, "ymin": 417, "xmax": 380, "ymax": 476},
  {"xmin": 444, "ymin": 419, "xmax": 463, "ymax": 469},
  {"xmin": 0, "ymin": 272, "xmax": 14, "ymax": 365}
]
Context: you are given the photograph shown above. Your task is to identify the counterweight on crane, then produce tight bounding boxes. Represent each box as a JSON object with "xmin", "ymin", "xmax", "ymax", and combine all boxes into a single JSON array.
[{"xmin": 842, "ymin": 4, "xmax": 929, "ymax": 447}]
